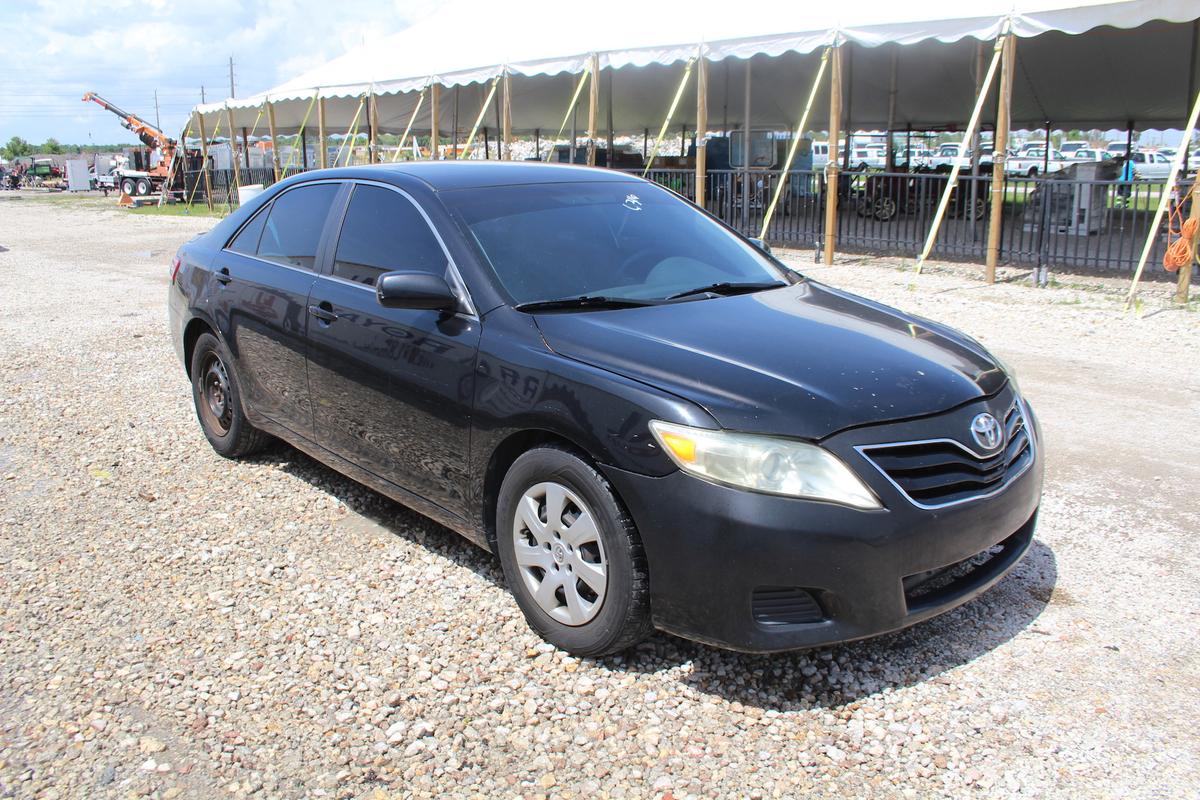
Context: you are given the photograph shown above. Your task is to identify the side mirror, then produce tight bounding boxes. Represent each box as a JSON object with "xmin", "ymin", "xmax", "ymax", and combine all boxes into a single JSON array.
[
  {"xmin": 748, "ymin": 237, "xmax": 772, "ymax": 255},
  {"xmin": 376, "ymin": 271, "xmax": 458, "ymax": 311}
]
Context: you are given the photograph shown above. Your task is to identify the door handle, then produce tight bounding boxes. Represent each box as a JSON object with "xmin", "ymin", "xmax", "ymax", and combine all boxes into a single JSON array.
[
  {"xmin": 215, "ymin": 267, "xmax": 232, "ymax": 285},
  {"xmin": 308, "ymin": 302, "xmax": 338, "ymax": 323}
]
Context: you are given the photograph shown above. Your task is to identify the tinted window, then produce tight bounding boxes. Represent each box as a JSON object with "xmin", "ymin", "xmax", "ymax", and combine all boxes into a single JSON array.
[
  {"xmin": 333, "ymin": 185, "xmax": 447, "ymax": 286},
  {"xmin": 443, "ymin": 182, "xmax": 789, "ymax": 305},
  {"xmin": 257, "ymin": 183, "xmax": 339, "ymax": 270},
  {"xmin": 227, "ymin": 205, "xmax": 268, "ymax": 255}
]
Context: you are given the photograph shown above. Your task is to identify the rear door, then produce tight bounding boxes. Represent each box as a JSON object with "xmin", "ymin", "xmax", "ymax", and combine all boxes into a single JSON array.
[
  {"xmin": 213, "ymin": 180, "xmax": 343, "ymax": 436},
  {"xmin": 306, "ymin": 182, "xmax": 480, "ymax": 514}
]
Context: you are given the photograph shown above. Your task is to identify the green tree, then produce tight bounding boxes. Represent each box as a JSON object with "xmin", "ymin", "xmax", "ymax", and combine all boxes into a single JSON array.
[
  {"xmin": 42, "ymin": 138, "xmax": 63, "ymax": 154},
  {"xmin": 2, "ymin": 136, "xmax": 32, "ymax": 159}
]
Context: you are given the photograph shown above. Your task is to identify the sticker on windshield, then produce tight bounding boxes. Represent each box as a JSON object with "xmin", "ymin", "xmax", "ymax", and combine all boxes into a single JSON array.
[{"xmin": 623, "ymin": 193, "xmax": 643, "ymax": 212}]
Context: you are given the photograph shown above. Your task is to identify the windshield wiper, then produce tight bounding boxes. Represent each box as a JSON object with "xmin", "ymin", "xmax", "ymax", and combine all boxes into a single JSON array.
[
  {"xmin": 664, "ymin": 281, "xmax": 786, "ymax": 301},
  {"xmin": 513, "ymin": 295, "xmax": 658, "ymax": 312}
]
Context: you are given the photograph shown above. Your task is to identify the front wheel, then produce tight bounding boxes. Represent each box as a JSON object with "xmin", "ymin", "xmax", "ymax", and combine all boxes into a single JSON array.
[
  {"xmin": 496, "ymin": 446, "xmax": 652, "ymax": 657},
  {"xmin": 190, "ymin": 332, "xmax": 270, "ymax": 458}
]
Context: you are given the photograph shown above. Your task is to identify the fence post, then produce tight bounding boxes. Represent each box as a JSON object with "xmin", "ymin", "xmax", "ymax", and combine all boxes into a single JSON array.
[
  {"xmin": 823, "ymin": 43, "xmax": 843, "ymax": 265},
  {"xmin": 986, "ymin": 33, "xmax": 1015, "ymax": 283}
]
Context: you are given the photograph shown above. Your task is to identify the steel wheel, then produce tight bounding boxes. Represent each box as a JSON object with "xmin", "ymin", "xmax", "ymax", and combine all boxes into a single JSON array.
[
  {"xmin": 198, "ymin": 352, "xmax": 233, "ymax": 436},
  {"xmin": 511, "ymin": 481, "xmax": 607, "ymax": 626}
]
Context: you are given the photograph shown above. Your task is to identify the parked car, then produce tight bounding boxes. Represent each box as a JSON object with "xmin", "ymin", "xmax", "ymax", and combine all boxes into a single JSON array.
[
  {"xmin": 1058, "ymin": 141, "xmax": 1089, "ymax": 156},
  {"xmin": 1006, "ymin": 148, "xmax": 1068, "ymax": 176},
  {"xmin": 1127, "ymin": 150, "xmax": 1172, "ymax": 180},
  {"xmin": 851, "ymin": 147, "xmax": 887, "ymax": 170},
  {"xmin": 1065, "ymin": 148, "xmax": 1109, "ymax": 162},
  {"xmin": 1105, "ymin": 142, "xmax": 1131, "ymax": 158},
  {"xmin": 169, "ymin": 162, "xmax": 1043, "ymax": 656},
  {"xmin": 932, "ymin": 143, "xmax": 972, "ymax": 168}
]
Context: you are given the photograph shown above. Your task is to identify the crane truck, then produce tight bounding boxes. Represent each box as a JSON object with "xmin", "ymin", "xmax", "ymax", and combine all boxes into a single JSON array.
[{"xmin": 82, "ymin": 92, "xmax": 179, "ymax": 196}]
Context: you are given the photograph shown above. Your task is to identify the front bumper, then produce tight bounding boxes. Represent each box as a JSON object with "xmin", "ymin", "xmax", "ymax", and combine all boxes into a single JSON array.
[{"xmin": 602, "ymin": 390, "xmax": 1044, "ymax": 653}]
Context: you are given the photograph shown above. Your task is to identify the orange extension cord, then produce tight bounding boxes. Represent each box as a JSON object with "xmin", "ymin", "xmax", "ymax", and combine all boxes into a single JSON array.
[{"xmin": 1163, "ymin": 198, "xmax": 1200, "ymax": 273}]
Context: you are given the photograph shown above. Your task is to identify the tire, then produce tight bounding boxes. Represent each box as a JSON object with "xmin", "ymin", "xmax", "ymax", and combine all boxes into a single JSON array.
[
  {"xmin": 189, "ymin": 332, "xmax": 270, "ymax": 458},
  {"xmin": 120, "ymin": 177, "xmax": 136, "ymax": 196},
  {"xmin": 1027, "ymin": 167, "xmax": 1039, "ymax": 178},
  {"xmin": 873, "ymin": 196, "xmax": 898, "ymax": 221},
  {"xmin": 135, "ymin": 178, "xmax": 151, "ymax": 196},
  {"xmin": 496, "ymin": 446, "xmax": 652, "ymax": 657}
]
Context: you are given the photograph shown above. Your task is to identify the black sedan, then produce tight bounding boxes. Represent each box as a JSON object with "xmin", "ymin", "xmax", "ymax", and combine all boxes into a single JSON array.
[{"xmin": 169, "ymin": 162, "xmax": 1042, "ymax": 656}]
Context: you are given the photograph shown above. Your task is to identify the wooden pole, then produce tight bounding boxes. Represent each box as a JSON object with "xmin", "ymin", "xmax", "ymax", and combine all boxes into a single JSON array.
[
  {"xmin": 885, "ymin": 49, "xmax": 897, "ymax": 170},
  {"xmin": 317, "ymin": 96, "xmax": 327, "ymax": 168},
  {"xmin": 823, "ymin": 44, "xmax": 843, "ymax": 265},
  {"xmin": 606, "ymin": 70, "xmax": 614, "ymax": 167},
  {"xmin": 695, "ymin": 44, "xmax": 708, "ymax": 206},
  {"xmin": 366, "ymin": 90, "xmax": 377, "ymax": 163},
  {"xmin": 916, "ymin": 39, "xmax": 1003, "ymax": 273},
  {"xmin": 196, "ymin": 112, "xmax": 214, "ymax": 210},
  {"xmin": 266, "ymin": 99, "xmax": 280, "ymax": 183},
  {"xmin": 741, "ymin": 60, "xmax": 751, "ymax": 231},
  {"xmin": 453, "ymin": 86, "xmax": 460, "ymax": 159},
  {"xmin": 986, "ymin": 34, "xmax": 1015, "ymax": 283},
  {"xmin": 1125, "ymin": 87, "xmax": 1200, "ymax": 308},
  {"xmin": 502, "ymin": 71, "xmax": 513, "ymax": 160},
  {"xmin": 587, "ymin": 53, "xmax": 600, "ymax": 166},
  {"xmin": 430, "ymin": 83, "xmax": 441, "ymax": 160},
  {"xmin": 225, "ymin": 106, "xmax": 242, "ymax": 194},
  {"xmin": 1177, "ymin": 179, "xmax": 1199, "ymax": 303}
]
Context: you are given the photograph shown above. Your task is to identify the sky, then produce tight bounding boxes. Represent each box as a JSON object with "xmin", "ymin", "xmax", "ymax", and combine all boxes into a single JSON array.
[{"xmin": 0, "ymin": 0, "xmax": 432, "ymax": 146}]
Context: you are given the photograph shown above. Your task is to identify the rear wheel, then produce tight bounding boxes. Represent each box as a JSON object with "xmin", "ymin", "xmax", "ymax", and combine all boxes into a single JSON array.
[
  {"xmin": 496, "ymin": 446, "xmax": 652, "ymax": 657},
  {"xmin": 190, "ymin": 332, "xmax": 269, "ymax": 458},
  {"xmin": 135, "ymin": 178, "xmax": 151, "ymax": 196},
  {"xmin": 120, "ymin": 177, "xmax": 136, "ymax": 196}
]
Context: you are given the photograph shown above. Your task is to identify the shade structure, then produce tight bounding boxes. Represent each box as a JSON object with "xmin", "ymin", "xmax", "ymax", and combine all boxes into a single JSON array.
[{"xmin": 188, "ymin": 0, "xmax": 1200, "ymax": 138}]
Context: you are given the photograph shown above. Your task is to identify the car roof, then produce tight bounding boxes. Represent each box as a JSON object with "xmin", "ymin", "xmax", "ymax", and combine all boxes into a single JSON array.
[{"xmin": 289, "ymin": 161, "xmax": 644, "ymax": 192}]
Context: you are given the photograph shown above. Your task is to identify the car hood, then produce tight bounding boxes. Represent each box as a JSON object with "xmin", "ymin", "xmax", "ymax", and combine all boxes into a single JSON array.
[{"xmin": 533, "ymin": 281, "xmax": 1006, "ymax": 440}]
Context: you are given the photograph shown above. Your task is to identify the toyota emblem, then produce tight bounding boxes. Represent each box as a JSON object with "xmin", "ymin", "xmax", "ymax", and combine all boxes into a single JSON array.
[{"xmin": 969, "ymin": 413, "xmax": 1004, "ymax": 451}]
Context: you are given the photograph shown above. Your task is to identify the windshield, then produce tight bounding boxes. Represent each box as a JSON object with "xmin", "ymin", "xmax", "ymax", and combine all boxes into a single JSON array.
[{"xmin": 441, "ymin": 181, "xmax": 793, "ymax": 305}]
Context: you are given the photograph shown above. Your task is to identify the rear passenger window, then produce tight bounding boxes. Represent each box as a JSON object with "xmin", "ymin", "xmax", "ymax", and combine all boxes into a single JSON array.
[
  {"xmin": 333, "ymin": 185, "xmax": 447, "ymax": 286},
  {"xmin": 257, "ymin": 183, "xmax": 339, "ymax": 270},
  {"xmin": 227, "ymin": 205, "xmax": 268, "ymax": 255}
]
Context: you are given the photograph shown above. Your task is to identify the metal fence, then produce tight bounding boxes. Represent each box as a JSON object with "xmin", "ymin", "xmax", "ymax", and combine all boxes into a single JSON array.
[{"xmin": 187, "ymin": 163, "xmax": 1194, "ymax": 278}]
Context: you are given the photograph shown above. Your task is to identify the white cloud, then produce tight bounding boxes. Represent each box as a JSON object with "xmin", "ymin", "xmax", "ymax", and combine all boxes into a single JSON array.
[{"xmin": 0, "ymin": 0, "xmax": 426, "ymax": 145}]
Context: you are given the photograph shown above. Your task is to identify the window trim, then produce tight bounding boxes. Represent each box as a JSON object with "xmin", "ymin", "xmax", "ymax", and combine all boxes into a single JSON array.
[
  {"xmin": 221, "ymin": 179, "xmax": 346, "ymax": 275},
  {"xmin": 325, "ymin": 179, "xmax": 477, "ymax": 318}
]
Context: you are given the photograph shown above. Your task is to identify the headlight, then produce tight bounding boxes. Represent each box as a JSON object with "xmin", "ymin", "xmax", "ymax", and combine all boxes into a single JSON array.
[{"xmin": 648, "ymin": 420, "xmax": 882, "ymax": 509}]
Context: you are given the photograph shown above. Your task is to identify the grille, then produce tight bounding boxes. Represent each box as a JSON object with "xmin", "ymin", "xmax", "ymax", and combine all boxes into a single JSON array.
[
  {"xmin": 859, "ymin": 402, "xmax": 1033, "ymax": 509},
  {"xmin": 902, "ymin": 519, "xmax": 1035, "ymax": 613},
  {"xmin": 751, "ymin": 587, "xmax": 825, "ymax": 626}
]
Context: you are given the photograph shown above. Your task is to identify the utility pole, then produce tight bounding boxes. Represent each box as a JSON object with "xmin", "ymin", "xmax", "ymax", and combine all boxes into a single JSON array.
[
  {"xmin": 229, "ymin": 57, "xmax": 236, "ymax": 98},
  {"xmin": 153, "ymin": 90, "xmax": 161, "ymax": 131},
  {"xmin": 201, "ymin": 85, "xmax": 206, "ymax": 104}
]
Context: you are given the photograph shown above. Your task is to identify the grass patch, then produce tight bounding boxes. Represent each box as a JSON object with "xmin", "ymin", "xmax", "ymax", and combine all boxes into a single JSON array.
[{"xmin": 127, "ymin": 203, "xmax": 232, "ymax": 219}]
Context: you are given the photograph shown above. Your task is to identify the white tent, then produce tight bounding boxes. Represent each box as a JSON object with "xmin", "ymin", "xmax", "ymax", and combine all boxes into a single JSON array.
[{"xmin": 189, "ymin": 0, "xmax": 1200, "ymax": 137}]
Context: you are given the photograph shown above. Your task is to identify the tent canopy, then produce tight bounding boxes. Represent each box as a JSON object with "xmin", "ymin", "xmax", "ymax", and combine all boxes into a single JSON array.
[{"xmin": 190, "ymin": 0, "xmax": 1200, "ymax": 138}]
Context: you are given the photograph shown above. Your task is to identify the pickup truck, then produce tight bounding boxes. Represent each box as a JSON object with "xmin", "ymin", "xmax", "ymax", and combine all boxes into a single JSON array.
[{"xmin": 1006, "ymin": 148, "xmax": 1068, "ymax": 177}]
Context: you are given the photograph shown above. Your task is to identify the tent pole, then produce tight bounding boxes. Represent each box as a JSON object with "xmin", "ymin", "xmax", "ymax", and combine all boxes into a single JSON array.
[
  {"xmin": 986, "ymin": 33, "xmax": 1015, "ymax": 283},
  {"xmin": 196, "ymin": 113, "xmax": 214, "ymax": 211},
  {"xmin": 606, "ymin": 69, "xmax": 614, "ymax": 168},
  {"xmin": 225, "ymin": 106, "xmax": 242, "ymax": 196},
  {"xmin": 493, "ymin": 87, "xmax": 502, "ymax": 159},
  {"xmin": 571, "ymin": 104, "xmax": 577, "ymax": 163},
  {"xmin": 535, "ymin": 128, "xmax": 540, "ymax": 160},
  {"xmin": 266, "ymin": 99, "xmax": 280, "ymax": 183},
  {"xmin": 368, "ymin": 90, "xmax": 378, "ymax": 163},
  {"xmin": 317, "ymin": 96, "xmax": 327, "ymax": 169},
  {"xmin": 1177, "ymin": 180, "xmax": 1199, "ymax": 303},
  {"xmin": 453, "ymin": 86, "xmax": 460, "ymax": 160},
  {"xmin": 886, "ymin": 48, "xmax": 897, "ymax": 170},
  {"xmin": 1125, "ymin": 88, "xmax": 1200, "ymax": 309},
  {"xmin": 587, "ymin": 53, "xmax": 600, "ymax": 166},
  {"xmin": 741, "ymin": 59, "xmax": 751, "ymax": 232},
  {"xmin": 915, "ymin": 38, "xmax": 1004, "ymax": 274},
  {"xmin": 431, "ymin": 83, "xmax": 441, "ymax": 160},
  {"xmin": 643, "ymin": 128, "xmax": 648, "ymax": 160},
  {"xmin": 1042, "ymin": 122, "xmax": 1050, "ymax": 174},
  {"xmin": 695, "ymin": 44, "xmax": 708, "ymax": 207},
  {"xmin": 484, "ymin": 127, "xmax": 490, "ymax": 159},
  {"xmin": 1125, "ymin": 123, "xmax": 1133, "ymax": 157},
  {"xmin": 241, "ymin": 127, "xmax": 250, "ymax": 171},
  {"xmin": 300, "ymin": 128, "xmax": 308, "ymax": 170},
  {"xmin": 824, "ymin": 44, "xmax": 843, "ymax": 265},
  {"xmin": 502, "ymin": 71, "xmax": 513, "ymax": 160},
  {"xmin": 969, "ymin": 41, "xmax": 985, "ymax": 244},
  {"xmin": 842, "ymin": 46, "xmax": 853, "ymax": 171},
  {"xmin": 905, "ymin": 126, "xmax": 912, "ymax": 173}
]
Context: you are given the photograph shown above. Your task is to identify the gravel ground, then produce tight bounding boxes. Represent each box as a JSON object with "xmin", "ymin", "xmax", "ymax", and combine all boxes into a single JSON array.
[{"xmin": 0, "ymin": 191, "xmax": 1197, "ymax": 799}]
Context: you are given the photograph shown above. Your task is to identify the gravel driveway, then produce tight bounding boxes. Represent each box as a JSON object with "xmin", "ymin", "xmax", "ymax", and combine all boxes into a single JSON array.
[{"xmin": 1, "ymin": 192, "xmax": 1197, "ymax": 799}]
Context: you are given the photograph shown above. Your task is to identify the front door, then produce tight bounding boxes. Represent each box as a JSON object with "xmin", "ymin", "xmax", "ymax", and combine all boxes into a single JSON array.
[
  {"xmin": 306, "ymin": 183, "xmax": 480, "ymax": 515},
  {"xmin": 213, "ymin": 181, "xmax": 342, "ymax": 436}
]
